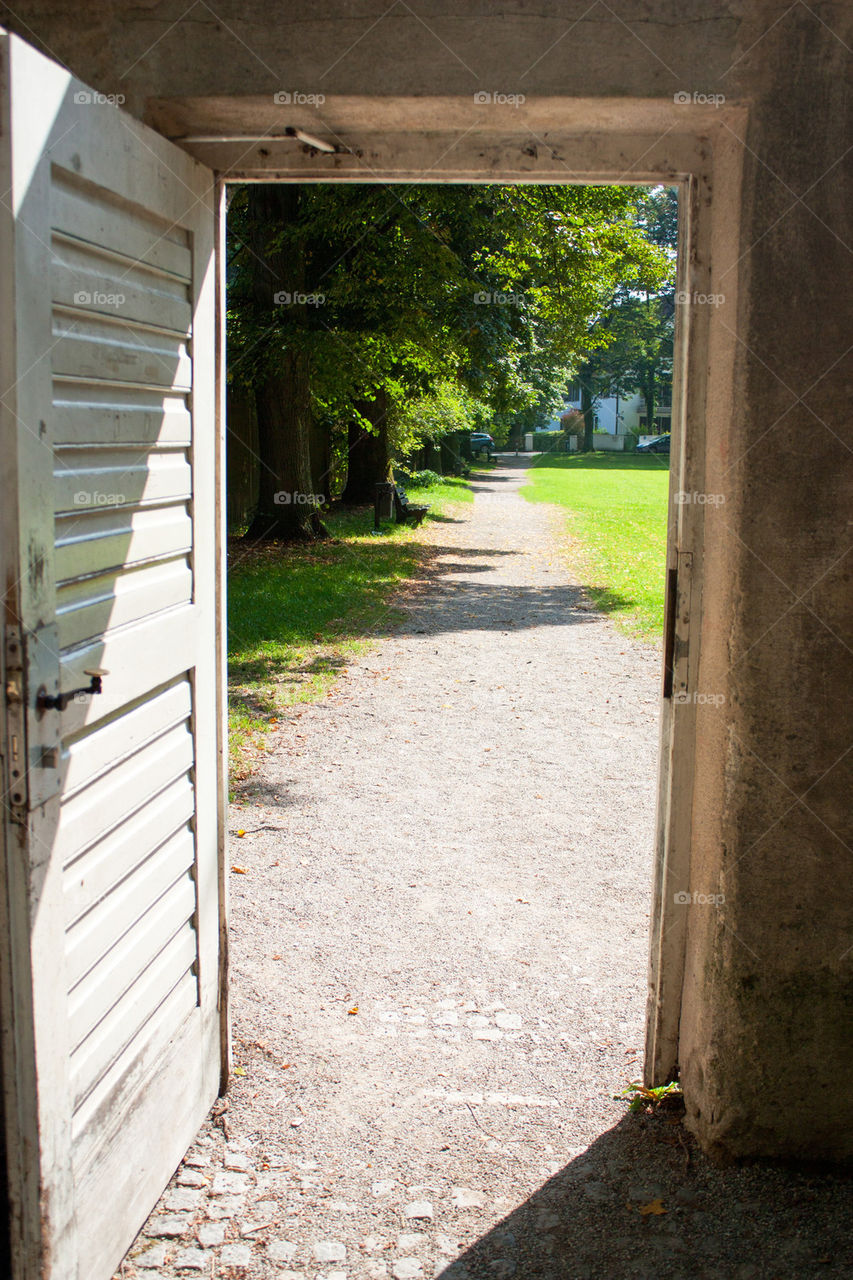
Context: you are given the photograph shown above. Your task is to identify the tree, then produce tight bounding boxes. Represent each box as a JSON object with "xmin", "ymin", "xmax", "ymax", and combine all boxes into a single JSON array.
[
  {"xmin": 227, "ymin": 183, "xmax": 673, "ymax": 533},
  {"xmin": 228, "ymin": 185, "xmax": 326, "ymax": 540},
  {"xmin": 572, "ymin": 187, "xmax": 677, "ymax": 444},
  {"xmin": 340, "ymin": 391, "xmax": 391, "ymax": 503}
]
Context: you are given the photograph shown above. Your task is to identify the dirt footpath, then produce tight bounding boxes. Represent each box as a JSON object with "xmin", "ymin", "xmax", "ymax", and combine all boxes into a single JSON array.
[{"xmin": 125, "ymin": 458, "xmax": 852, "ymax": 1280}]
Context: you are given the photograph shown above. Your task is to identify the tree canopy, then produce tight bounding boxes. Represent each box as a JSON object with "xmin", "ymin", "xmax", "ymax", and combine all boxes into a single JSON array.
[{"xmin": 226, "ymin": 182, "xmax": 674, "ymax": 537}]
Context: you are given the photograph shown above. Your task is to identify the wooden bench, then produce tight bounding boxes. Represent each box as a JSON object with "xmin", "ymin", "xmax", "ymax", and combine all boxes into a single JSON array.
[{"xmin": 393, "ymin": 485, "xmax": 430, "ymax": 526}]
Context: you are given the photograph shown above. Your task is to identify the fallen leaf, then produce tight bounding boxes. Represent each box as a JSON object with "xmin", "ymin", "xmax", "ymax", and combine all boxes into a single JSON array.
[
  {"xmin": 233, "ymin": 1066, "xmax": 247, "ymax": 1077},
  {"xmin": 638, "ymin": 1199, "xmax": 667, "ymax": 1216},
  {"xmin": 231, "ymin": 865, "xmax": 249, "ymax": 874}
]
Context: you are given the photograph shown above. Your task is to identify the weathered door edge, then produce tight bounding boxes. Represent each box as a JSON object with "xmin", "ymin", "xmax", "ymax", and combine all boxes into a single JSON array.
[
  {"xmin": 0, "ymin": 32, "xmax": 74, "ymax": 1277},
  {"xmin": 214, "ymin": 177, "xmax": 231, "ymax": 1092},
  {"xmin": 645, "ymin": 127, "xmax": 747, "ymax": 1085},
  {"xmin": 644, "ymin": 172, "xmax": 702, "ymax": 1086}
]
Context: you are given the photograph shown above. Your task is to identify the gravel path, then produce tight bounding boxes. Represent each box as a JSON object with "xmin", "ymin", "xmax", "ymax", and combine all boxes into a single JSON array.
[{"xmin": 126, "ymin": 458, "xmax": 852, "ymax": 1280}]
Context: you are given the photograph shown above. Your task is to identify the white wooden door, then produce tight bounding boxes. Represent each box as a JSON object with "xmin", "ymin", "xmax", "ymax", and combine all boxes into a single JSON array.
[{"xmin": 0, "ymin": 33, "xmax": 226, "ymax": 1280}]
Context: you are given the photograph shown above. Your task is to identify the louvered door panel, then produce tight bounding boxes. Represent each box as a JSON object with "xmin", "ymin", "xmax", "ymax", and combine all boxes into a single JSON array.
[{"xmin": 0, "ymin": 35, "xmax": 224, "ymax": 1280}]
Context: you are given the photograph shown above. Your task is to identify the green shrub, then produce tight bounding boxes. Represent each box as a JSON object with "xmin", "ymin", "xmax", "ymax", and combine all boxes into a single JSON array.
[
  {"xmin": 532, "ymin": 432, "xmax": 566, "ymax": 451},
  {"xmin": 394, "ymin": 468, "xmax": 443, "ymax": 488}
]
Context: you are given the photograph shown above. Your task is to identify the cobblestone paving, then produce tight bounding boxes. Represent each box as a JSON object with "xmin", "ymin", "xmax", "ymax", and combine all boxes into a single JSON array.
[{"xmin": 119, "ymin": 460, "xmax": 852, "ymax": 1280}]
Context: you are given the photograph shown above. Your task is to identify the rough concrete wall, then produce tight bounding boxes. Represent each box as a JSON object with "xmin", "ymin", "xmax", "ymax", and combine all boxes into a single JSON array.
[
  {"xmin": 680, "ymin": 4, "xmax": 853, "ymax": 1163},
  {"xmin": 2, "ymin": 1, "xmax": 851, "ymax": 1163},
  {"xmin": 1, "ymin": 2, "xmax": 744, "ymax": 108}
]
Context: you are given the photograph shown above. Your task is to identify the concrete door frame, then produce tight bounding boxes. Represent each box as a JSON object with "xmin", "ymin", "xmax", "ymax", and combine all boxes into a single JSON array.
[{"xmin": 176, "ymin": 98, "xmax": 747, "ymax": 1087}]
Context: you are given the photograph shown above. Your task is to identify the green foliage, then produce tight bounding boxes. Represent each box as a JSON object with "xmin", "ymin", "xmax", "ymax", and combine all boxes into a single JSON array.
[
  {"xmin": 226, "ymin": 183, "xmax": 674, "ymax": 465},
  {"xmin": 568, "ymin": 187, "xmax": 678, "ymax": 439},
  {"xmin": 523, "ymin": 453, "xmax": 670, "ymax": 639},
  {"xmin": 393, "ymin": 380, "xmax": 488, "ymax": 455},
  {"xmin": 616, "ymin": 1080, "xmax": 683, "ymax": 1114},
  {"xmin": 393, "ymin": 469, "xmax": 443, "ymax": 489},
  {"xmin": 531, "ymin": 432, "xmax": 566, "ymax": 450}
]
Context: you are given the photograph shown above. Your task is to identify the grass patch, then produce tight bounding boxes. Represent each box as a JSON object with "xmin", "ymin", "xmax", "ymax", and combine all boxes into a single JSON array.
[
  {"xmin": 522, "ymin": 452, "xmax": 669, "ymax": 640},
  {"xmin": 228, "ymin": 476, "xmax": 471, "ymax": 783}
]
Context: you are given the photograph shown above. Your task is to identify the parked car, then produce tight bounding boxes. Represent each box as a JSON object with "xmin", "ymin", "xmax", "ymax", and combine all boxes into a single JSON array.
[
  {"xmin": 636, "ymin": 433, "xmax": 671, "ymax": 454},
  {"xmin": 470, "ymin": 432, "xmax": 496, "ymax": 457}
]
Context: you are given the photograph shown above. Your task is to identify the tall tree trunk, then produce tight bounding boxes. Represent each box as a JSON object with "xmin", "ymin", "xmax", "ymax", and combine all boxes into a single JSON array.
[
  {"xmin": 340, "ymin": 390, "xmax": 390, "ymax": 503},
  {"xmin": 242, "ymin": 184, "xmax": 326, "ymax": 540},
  {"xmin": 580, "ymin": 370, "xmax": 595, "ymax": 452},
  {"xmin": 643, "ymin": 363, "xmax": 657, "ymax": 433},
  {"xmin": 226, "ymin": 384, "xmax": 259, "ymax": 531},
  {"xmin": 246, "ymin": 349, "xmax": 325, "ymax": 540},
  {"xmin": 440, "ymin": 431, "xmax": 469, "ymax": 475},
  {"xmin": 308, "ymin": 417, "xmax": 332, "ymax": 504},
  {"xmin": 642, "ymin": 294, "xmax": 657, "ymax": 433}
]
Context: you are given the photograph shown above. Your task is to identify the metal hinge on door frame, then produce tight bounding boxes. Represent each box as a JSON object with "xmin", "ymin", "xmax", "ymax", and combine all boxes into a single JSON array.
[
  {"xmin": 663, "ymin": 551, "xmax": 693, "ymax": 702},
  {"xmin": 4, "ymin": 627, "xmax": 28, "ymax": 821},
  {"xmin": 4, "ymin": 623, "xmax": 62, "ymax": 821}
]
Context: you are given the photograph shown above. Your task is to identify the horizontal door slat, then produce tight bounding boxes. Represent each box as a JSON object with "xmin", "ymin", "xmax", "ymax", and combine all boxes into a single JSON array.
[
  {"xmin": 55, "ymin": 504, "xmax": 192, "ymax": 581},
  {"xmin": 64, "ymin": 776, "xmax": 195, "ymax": 924},
  {"xmin": 58, "ymin": 724, "xmax": 194, "ymax": 867},
  {"xmin": 69, "ymin": 904, "xmax": 197, "ymax": 1053},
  {"xmin": 52, "ymin": 402, "xmax": 191, "ymax": 448},
  {"xmin": 52, "ymin": 316, "xmax": 192, "ymax": 390},
  {"xmin": 57, "ymin": 557, "xmax": 192, "ymax": 650},
  {"xmin": 54, "ymin": 448, "xmax": 191, "ymax": 515},
  {"xmin": 51, "ymin": 172, "xmax": 192, "ymax": 281},
  {"xmin": 65, "ymin": 828, "xmax": 196, "ymax": 990}
]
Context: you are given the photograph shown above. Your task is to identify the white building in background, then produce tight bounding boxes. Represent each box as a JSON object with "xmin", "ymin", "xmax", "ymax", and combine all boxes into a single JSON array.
[{"xmin": 543, "ymin": 381, "xmax": 672, "ymax": 435}]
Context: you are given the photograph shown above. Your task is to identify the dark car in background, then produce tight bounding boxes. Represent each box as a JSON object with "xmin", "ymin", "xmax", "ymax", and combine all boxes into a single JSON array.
[
  {"xmin": 636, "ymin": 433, "xmax": 671, "ymax": 454},
  {"xmin": 471, "ymin": 432, "xmax": 496, "ymax": 458}
]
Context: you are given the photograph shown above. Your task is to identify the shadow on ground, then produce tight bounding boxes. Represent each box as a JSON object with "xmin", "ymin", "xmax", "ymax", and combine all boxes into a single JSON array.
[
  {"xmin": 437, "ymin": 1114, "xmax": 852, "ymax": 1280},
  {"xmin": 398, "ymin": 571, "xmax": 635, "ymax": 635}
]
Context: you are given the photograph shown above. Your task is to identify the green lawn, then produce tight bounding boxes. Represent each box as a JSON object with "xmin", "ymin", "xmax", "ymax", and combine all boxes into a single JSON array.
[
  {"xmin": 522, "ymin": 453, "xmax": 670, "ymax": 640},
  {"xmin": 227, "ymin": 476, "xmax": 472, "ymax": 783}
]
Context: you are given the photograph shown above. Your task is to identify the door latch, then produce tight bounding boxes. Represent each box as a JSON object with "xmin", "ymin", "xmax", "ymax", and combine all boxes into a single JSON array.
[
  {"xmin": 4, "ymin": 623, "xmax": 63, "ymax": 816},
  {"xmin": 37, "ymin": 668, "xmax": 107, "ymax": 713}
]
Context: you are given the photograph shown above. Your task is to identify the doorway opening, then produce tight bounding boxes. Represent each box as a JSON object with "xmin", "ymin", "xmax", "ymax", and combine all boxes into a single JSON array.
[
  {"xmin": 212, "ymin": 178, "xmax": 683, "ymax": 1274},
  {"xmin": 2, "ymin": 48, "xmax": 733, "ymax": 1272},
  {"xmin": 223, "ymin": 179, "xmax": 679, "ymax": 775}
]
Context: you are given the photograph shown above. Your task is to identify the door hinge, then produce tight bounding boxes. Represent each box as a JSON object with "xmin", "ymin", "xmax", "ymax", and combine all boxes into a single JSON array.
[
  {"xmin": 663, "ymin": 551, "xmax": 692, "ymax": 702},
  {"xmin": 4, "ymin": 627, "xmax": 27, "ymax": 818},
  {"xmin": 4, "ymin": 623, "xmax": 62, "ymax": 821}
]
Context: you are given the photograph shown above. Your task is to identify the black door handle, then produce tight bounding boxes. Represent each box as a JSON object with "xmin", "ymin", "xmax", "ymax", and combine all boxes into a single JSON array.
[{"xmin": 38, "ymin": 668, "xmax": 107, "ymax": 712}]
